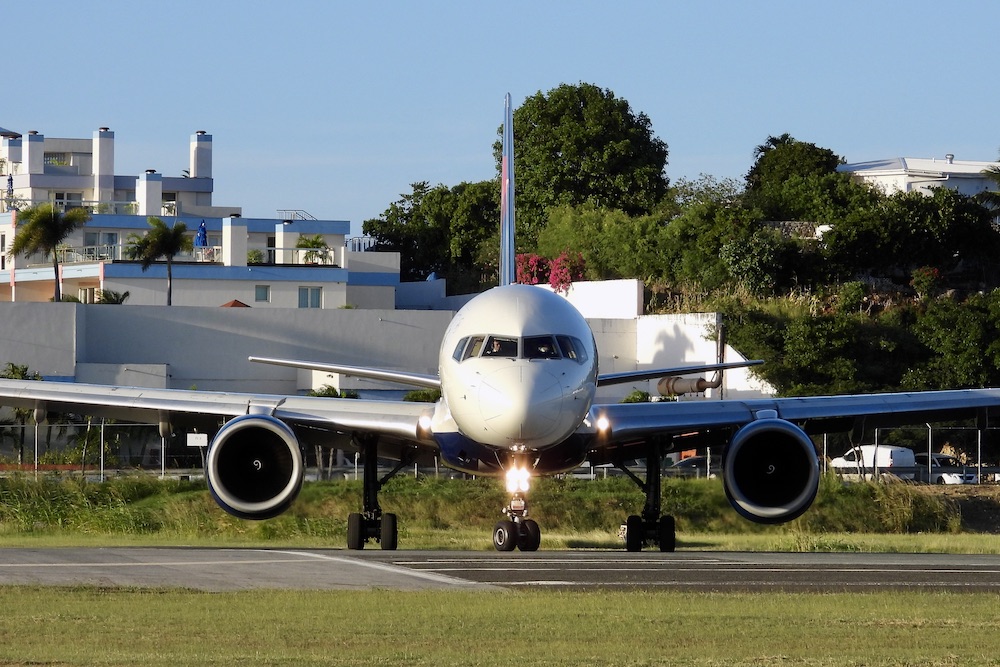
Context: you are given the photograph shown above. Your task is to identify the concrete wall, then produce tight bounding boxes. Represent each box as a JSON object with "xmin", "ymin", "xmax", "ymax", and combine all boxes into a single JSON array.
[
  {"xmin": 0, "ymin": 302, "xmax": 80, "ymax": 379},
  {"xmin": 0, "ymin": 301, "xmax": 772, "ymax": 400}
]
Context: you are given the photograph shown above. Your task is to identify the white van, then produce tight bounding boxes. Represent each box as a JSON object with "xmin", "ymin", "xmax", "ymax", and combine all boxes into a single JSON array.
[{"xmin": 830, "ymin": 445, "xmax": 916, "ymax": 480}]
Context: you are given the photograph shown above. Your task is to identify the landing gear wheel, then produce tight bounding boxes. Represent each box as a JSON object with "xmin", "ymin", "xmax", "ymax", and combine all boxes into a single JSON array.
[
  {"xmin": 518, "ymin": 519, "xmax": 541, "ymax": 552},
  {"xmin": 658, "ymin": 515, "xmax": 676, "ymax": 552},
  {"xmin": 624, "ymin": 514, "xmax": 643, "ymax": 552},
  {"xmin": 493, "ymin": 520, "xmax": 518, "ymax": 551},
  {"xmin": 380, "ymin": 513, "xmax": 398, "ymax": 550},
  {"xmin": 347, "ymin": 512, "xmax": 364, "ymax": 550}
]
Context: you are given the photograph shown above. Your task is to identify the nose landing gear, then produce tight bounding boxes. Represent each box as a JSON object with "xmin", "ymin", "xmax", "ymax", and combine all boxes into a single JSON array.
[
  {"xmin": 493, "ymin": 457, "xmax": 541, "ymax": 551},
  {"xmin": 493, "ymin": 492, "xmax": 541, "ymax": 551}
]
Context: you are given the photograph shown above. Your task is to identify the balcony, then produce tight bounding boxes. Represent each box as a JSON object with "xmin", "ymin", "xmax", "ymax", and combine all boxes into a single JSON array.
[{"xmin": 35, "ymin": 245, "xmax": 340, "ymax": 268}]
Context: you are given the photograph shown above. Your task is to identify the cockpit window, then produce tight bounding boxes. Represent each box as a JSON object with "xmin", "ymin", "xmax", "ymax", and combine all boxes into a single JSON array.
[
  {"xmin": 452, "ymin": 337, "xmax": 469, "ymax": 362},
  {"xmin": 454, "ymin": 333, "xmax": 588, "ymax": 363},
  {"xmin": 556, "ymin": 335, "xmax": 588, "ymax": 363},
  {"xmin": 462, "ymin": 336, "xmax": 485, "ymax": 360},
  {"xmin": 524, "ymin": 335, "xmax": 560, "ymax": 360},
  {"xmin": 483, "ymin": 335, "xmax": 518, "ymax": 357}
]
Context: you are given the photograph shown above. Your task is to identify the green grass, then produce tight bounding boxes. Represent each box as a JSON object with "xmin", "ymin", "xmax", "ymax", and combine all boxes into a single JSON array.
[
  {"xmin": 1, "ymin": 475, "xmax": 1000, "ymax": 665},
  {"xmin": 0, "ymin": 587, "xmax": 998, "ymax": 666},
  {"xmin": 0, "ymin": 472, "xmax": 990, "ymax": 552}
]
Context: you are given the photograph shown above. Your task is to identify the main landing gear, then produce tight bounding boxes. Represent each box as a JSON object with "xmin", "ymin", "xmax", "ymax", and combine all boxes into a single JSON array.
[
  {"xmin": 617, "ymin": 443, "xmax": 677, "ymax": 552},
  {"xmin": 346, "ymin": 434, "xmax": 412, "ymax": 551},
  {"xmin": 492, "ymin": 461, "xmax": 541, "ymax": 552}
]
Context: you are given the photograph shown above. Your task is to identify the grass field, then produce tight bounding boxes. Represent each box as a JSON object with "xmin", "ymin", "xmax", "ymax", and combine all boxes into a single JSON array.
[
  {"xmin": 1, "ymin": 587, "xmax": 998, "ymax": 666},
  {"xmin": 2, "ymin": 475, "xmax": 1000, "ymax": 665}
]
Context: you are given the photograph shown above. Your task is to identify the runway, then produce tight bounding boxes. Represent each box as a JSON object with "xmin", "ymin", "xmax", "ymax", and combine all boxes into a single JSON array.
[{"xmin": 3, "ymin": 548, "xmax": 1000, "ymax": 592}]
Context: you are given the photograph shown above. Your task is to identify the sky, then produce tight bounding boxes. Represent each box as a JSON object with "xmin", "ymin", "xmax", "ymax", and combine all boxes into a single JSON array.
[{"xmin": 6, "ymin": 1, "xmax": 1000, "ymax": 236}]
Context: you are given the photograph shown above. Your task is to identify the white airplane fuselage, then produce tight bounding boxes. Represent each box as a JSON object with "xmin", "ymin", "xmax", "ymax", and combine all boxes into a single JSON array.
[{"xmin": 436, "ymin": 284, "xmax": 598, "ymax": 460}]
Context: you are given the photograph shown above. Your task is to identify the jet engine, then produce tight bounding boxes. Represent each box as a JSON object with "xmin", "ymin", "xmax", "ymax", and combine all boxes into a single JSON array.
[
  {"xmin": 206, "ymin": 415, "xmax": 304, "ymax": 520},
  {"xmin": 722, "ymin": 417, "xmax": 819, "ymax": 524}
]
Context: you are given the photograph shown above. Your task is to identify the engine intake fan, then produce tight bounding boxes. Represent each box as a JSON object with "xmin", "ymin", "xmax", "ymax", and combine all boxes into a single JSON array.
[
  {"xmin": 206, "ymin": 415, "xmax": 304, "ymax": 520},
  {"xmin": 722, "ymin": 417, "xmax": 819, "ymax": 524}
]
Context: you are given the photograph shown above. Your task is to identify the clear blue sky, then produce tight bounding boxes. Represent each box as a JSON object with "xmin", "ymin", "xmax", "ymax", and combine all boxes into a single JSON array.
[{"xmin": 7, "ymin": 1, "xmax": 999, "ymax": 236}]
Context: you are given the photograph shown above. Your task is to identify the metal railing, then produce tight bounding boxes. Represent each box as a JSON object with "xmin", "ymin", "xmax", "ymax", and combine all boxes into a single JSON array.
[{"xmin": 30, "ymin": 244, "xmax": 339, "ymax": 268}]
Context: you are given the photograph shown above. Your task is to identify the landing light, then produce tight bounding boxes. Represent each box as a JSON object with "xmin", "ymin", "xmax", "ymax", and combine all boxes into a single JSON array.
[
  {"xmin": 418, "ymin": 415, "xmax": 433, "ymax": 432},
  {"xmin": 505, "ymin": 466, "xmax": 530, "ymax": 493}
]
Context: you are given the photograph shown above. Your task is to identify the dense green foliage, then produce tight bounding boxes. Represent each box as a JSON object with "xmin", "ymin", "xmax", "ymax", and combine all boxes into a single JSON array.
[
  {"xmin": 360, "ymin": 82, "xmax": 1000, "ymax": 398},
  {"xmin": 499, "ymin": 82, "xmax": 670, "ymax": 245}
]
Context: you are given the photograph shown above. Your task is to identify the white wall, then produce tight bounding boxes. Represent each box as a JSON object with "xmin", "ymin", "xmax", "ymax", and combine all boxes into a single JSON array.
[{"xmin": 0, "ymin": 301, "xmax": 773, "ymax": 400}]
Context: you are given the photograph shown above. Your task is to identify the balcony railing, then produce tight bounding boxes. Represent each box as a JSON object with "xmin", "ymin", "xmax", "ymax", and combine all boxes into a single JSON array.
[
  {"xmin": 25, "ymin": 245, "xmax": 339, "ymax": 268},
  {"xmin": 44, "ymin": 245, "xmax": 225, "ymax": 267}
]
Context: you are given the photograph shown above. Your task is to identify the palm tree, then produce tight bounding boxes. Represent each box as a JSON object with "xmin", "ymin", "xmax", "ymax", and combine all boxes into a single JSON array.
[
  {"xmin": 126, "ymin": 216, "xmax": 192, "ymax": 305},
  {"xmin": 977, "ymin": 164, "xmax": 1000, "ymax": 215},
  {"xmin": 0, "ymin": 363, "xmax": 41, "ymax": 464},
  {"xmin": 296, "ymin": 233, "xmax": 332, "ymax": 264},
  {"xmin": 7, "ymin": 202, "xmax": 91, "ymax": 302},
  {"xmin": 95, "ymin": 289, "xmax": 130, "ymax": 304}
]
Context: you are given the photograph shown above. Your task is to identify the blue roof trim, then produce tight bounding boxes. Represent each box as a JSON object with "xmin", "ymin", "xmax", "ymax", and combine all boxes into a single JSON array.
[
  {"xmin": 103, "ymin": 262, "xmax": 350, "ymax": 282},
  {"xmin": 346, "ymin": 272, "xmax": 400, "ymax": 287}
]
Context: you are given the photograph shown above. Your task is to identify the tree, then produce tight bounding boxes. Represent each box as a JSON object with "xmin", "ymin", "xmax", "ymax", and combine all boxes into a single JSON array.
[
  {"xmin": 364, "ymin": 180, "xmax": 498, "ymax": 290},
  {"xmin": 126, "ymin": 216, "xmax": 192, "ymax": 306},
  {"xmin": 743, "ymin": 134, "xmax": 850, "ymax": 221},
  {"xmin": 7, "ymin": 202, "xmax": 91, "ymax": 302},
  {"xmin": 823, "ymin": 187, "xmax": 1000, "ymax": 283},
  {"xmin": 0, "ymin": 363, "xmax": 41, "ymax": 464},
  {"xmin": 95, "ymin": 289, "xmax": 130, "ymax": 304},
  {"xmin": 977, "ymin": 164, "xmax": 1000, "ymax": 214},
  {"xmin": 295, "ymin": 234, "xmax": 332, "ymax": 264},
  {"xmin": 497, "ymin": 83, "xmax": 669, "ymax": 245}
]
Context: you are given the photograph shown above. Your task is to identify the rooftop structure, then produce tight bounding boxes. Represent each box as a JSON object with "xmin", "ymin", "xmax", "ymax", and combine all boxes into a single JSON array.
[
  {"xmin": 0, "ymin": 127, "xmax": 397, "ymax": 308},
  {"xmin": 838, "ymin": 155, "xmax": 1000, "ymax": 198}
]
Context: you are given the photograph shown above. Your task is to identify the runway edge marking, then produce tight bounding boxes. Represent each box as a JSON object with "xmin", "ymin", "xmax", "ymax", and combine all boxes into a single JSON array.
[{"xmin": 267, "ymin": 550, "xmax": 502, "ymax": 590}]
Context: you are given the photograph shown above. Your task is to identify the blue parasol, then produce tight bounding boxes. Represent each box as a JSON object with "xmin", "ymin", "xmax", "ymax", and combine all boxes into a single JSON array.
[{"xmin": 194, "ymin": 220, "xmax": 208, "ymax": 247}]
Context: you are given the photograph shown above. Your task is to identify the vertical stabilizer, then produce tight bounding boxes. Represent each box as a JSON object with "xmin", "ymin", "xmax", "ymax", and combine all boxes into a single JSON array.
[{"xmin": 499, "ymin": 93, "xmax": 516, "ymax": 286}]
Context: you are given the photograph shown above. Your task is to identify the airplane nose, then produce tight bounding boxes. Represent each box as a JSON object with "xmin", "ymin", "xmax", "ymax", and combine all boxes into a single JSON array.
[{"xmin": 478, "ymin": 366, "xmax": 564, "ymax": 443}]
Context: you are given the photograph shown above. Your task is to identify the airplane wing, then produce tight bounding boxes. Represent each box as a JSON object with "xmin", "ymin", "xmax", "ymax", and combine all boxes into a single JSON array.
[
  {"xmin": 590, "ymin": 387, "xmax": 1000, "ymax": 445},
  {"xmin": 249, "ymin": 355, "xmax": 441, "ymax": 389},
  {"xmin": 596, "ymin": 360, "xmax": 763, "ymax": 386},
  {"xmin": 0, "ymin": 378, "xmax": 433, "ymax": 443}
]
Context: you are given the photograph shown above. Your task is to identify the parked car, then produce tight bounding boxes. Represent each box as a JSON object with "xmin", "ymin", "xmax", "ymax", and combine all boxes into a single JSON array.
[
  {"xmin": 914, "ymin": 453, "xmax": 978, "ymax": 485},
  {"xmin": 667, "ymin": 455, "xmax": 721, "ymax": 478},
  {"xmin": 830, "ymin": 445, "xmax": 916, "ymax": 480}
]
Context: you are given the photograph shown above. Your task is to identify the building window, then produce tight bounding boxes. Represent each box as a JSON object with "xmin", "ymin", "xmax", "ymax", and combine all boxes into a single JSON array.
[
  {"xmin": 255, "ymin": 285, "xmax": 270, "ymax": 303},
  {"xmin": 298, "ymin": 286, "xmax": 321, "ymax": 309},
  {"xmin": 53, "ymin": 192, "xmax": 83, "ymax": 209}
]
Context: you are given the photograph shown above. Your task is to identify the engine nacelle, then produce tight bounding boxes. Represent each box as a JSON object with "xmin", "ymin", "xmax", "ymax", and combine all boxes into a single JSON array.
[
  {"xmin": 722, "ymin": 418, "xmax": 819, "ymax": 524},
  {"xmin": 206, "ymin": 415, "xmax": 304, "ymax": 520}
]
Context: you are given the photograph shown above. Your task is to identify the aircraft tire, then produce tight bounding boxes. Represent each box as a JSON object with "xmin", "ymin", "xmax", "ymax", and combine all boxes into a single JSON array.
[
  {"xmin": 658, "ymin": 515, "xmax": 676, "ymax": 552},
  {"xmin": 347, "ymin": 512, "xmax": 365, "ymax": 550},
  {"xmin": 381, "ymin": 513, "xmax": 398, "ymax": 550},
  {"xmin": 493, "ymin": 520, "xmax": 518, "ymax": 551},
  {"xmin": 518, "ymin": 519, "xmax": 541, "ymax": 551},
  {"xmin": 625, "ymin": 515, "xmax": 643, "ymax": 552}
]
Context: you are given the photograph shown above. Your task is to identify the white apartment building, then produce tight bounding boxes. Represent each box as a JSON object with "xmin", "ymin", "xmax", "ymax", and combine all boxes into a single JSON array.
[
  {"xmin": 0, "ymin": 127, "xmax": 399, "ymax": 308},
  {"xmin": 838, "ymin": 154, "xmax": 999, "ymax": 198}
]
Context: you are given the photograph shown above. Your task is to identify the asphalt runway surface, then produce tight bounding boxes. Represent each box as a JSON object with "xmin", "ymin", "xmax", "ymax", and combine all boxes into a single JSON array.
[{"xmin": 4, "ymin": 548, "xmax": 1000, "ymax": 592}]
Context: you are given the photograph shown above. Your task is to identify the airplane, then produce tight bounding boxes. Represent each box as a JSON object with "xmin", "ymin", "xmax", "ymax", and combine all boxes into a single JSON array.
[{"xmin": 3, "ymin": 94, "xmax": 1000, "ymax": 553}]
